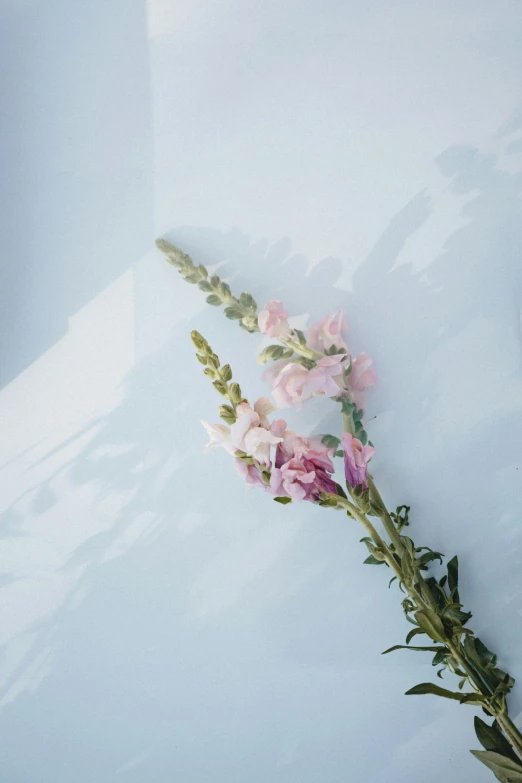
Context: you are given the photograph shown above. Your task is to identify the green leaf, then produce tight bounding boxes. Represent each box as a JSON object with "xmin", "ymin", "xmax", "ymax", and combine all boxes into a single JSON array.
[
  {"xmin": 474, "ymin": 718, "xmax": 520, "ymax": 762},
  {"xmin": 432, "ymin": 649, "xmax": 448, "ymax": 666},
  {"xmin": 405, "ymin": 683, "xmax": 462, "ymax": 701},
  {"xmin": 274, "ymin": 496, "xmax": 292, "ymax": 504},
  {"xmin": 470, "ymin": 750, "xmax": 522, "ymax": 782},
  {"xmin": 417, "ymin": 550, "xmax": 444, "ymax": 568},
  {"xmin": 364, "ymin": 555, "xmax": 386, "ymax": 565},
  {"xmin": 382, "ymin": 645, "xmax": 446, "ymax": 655},
  {"xmin": 459, "ymin": 693, "xmax": 487, "ymax": 706},
  {"xmin": 444, "ymin": 606, "xmax": 472, "ymax": 626},
  {"xmin": 447, "ymin": 555, "xmax": 460, "ymax": 603},
  {"xmin": 414, "ymin": 609, "xmax": 446, "ymax": 643},
  {"xmin": 406, "ymin": 627, "xmax": 426, "ymax": 644},
  {"xmin": 475, "ymin": 638, "xmax": 497, "ymax": 665}
]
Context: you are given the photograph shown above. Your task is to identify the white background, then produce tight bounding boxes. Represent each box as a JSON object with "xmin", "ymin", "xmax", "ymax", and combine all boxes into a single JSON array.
[{"xmin": 1, "ymin": 1, "xmax": 522, "ymax": 780}]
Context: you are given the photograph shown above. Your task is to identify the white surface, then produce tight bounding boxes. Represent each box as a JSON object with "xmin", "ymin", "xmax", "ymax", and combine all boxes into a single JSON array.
[{"xmin": 1, "ymin": 1, "xmax": 522, "ymax": 780}]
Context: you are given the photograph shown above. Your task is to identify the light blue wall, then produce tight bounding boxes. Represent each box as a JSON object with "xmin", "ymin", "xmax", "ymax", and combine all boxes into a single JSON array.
[{"xmin": 1, "ymin": 1, "xmax": 521, "ymax": 781}]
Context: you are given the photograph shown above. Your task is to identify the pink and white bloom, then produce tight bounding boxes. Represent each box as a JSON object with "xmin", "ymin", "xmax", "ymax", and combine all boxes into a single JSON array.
[
  {"xmin": 258, "ymin": 300, "xmax": 292, "ymax": 340},
  {"xmin": 267, "ymin": 354, "xmax": 348, "ymax": 411},
  {"xmin": 348, "ymin": 353, "xmax": 377, "ymax": 411},
  {"xmin": 201, "ymin": 421, "xmax": 237, "ymax": 455},
  {"xmin": 252, "ymin": 396, "xmax": 276, "ymax": 428},
  {"xmin": 270, "ymin": 432, "xmax": 337, "ymax": 502},
  {"xmin": 202, "ymin": 398, "xmax": 286, "ymax": 467},
  {"xmin": 233, "ymin": 458, "xmax": 267, "ymax": 490},
  {"xmin": 268, "ymin": 362, "xmax": 309, "ymax": 409},
  {"xmin": 341, "ymin": 432, "xmax": 375, "ymax": 491},
  {"xmin": 307, "ymin": 310, "xmax": 348, "ymax": 353}
]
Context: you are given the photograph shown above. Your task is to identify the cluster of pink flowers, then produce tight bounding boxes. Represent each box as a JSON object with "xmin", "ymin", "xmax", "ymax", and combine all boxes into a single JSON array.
[
  {"xmin": 202, "ymin": 396, "xmax": 338, "ymax": 502},
  {"xmin": 202, "ymin": 303, "xmax": 377, "ymax": 502},
  {"xmin": 257, "ymin": 304, "xmax": 376, "ymax": 412}
]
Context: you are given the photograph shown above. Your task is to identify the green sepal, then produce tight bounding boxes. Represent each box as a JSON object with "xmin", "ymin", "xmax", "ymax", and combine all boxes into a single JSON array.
[{"xmin": 274, "ymin": 496, "xmax": 292, "ymax": 505}]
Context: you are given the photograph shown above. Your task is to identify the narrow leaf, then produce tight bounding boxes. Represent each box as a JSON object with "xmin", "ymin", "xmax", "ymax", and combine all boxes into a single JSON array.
[
  {"xmin": 470, "ymin": 750, "xmax": 522, "ymax": 781},
  {"xmin": 406, "ymin": 627, "xmax": 426, "ymax": 644},
  {"xmin": 364, "ymin": 555, "xmax": 385, "ymax": 565},
  {"xmin": 415, "ymin": 609, "xmax": 446, "ymax": 642},
  {"xmin": 447, "ymin": 555, "xmax": 460, "ymax": 603},
  {"xmin": 382, "ymin": 645, "xmax": 446, "ymax": 655},
  {"xmin": 405, "ymin": 683, "xmax": 462, "ymax": 700},
  {"xmin": 474, "ymin": 717, "xmax": 520, "ymax": 762}
]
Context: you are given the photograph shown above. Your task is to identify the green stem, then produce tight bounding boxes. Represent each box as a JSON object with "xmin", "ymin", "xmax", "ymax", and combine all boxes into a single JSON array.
[{"xmin": 365, "ymin": 473, "xmax": 522, "ymax": 762}]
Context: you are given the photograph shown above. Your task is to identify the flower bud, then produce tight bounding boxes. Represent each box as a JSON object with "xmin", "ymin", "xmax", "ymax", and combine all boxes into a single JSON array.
[
  {"xmin": 213, "ymin": 380, "xmax": 228, "ymax": 396},
  {"xmin": 229, "ymin": 383, "xmax": 242, "ymax": 403},
  {"xmin": 241, "ymin": 315, "xmax": 258, "ymax": 331},
  {"xmin": 220, "ymin": 364, "xmax": 232, "ymax": 382},
  {"xmin": 219, "ymin": 404, "xmax": 236, "ymax": 424},
  {"xmin": 191, "ymin": 330, "xmax": 207, "ymax": 352}
]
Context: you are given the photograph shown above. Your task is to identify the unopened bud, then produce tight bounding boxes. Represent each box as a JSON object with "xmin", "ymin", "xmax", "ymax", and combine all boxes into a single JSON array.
[
  {"xmin": 219, "ymin": 404, "xmax": 236, "ymax": 424},
  {"xmin": 213, "ymin": 380, "xmax": 228, "ymax": 396},
  {"xmin": 229, "ymin": 383, "xmax": 242, "ymax": 403},
  {"xmin": 220, "ymin": 364, "xmax": 232, "ymax": 382},
  {"xmin": 191, "ymin": 330, "xmax": 207, "ymax": 352},
  {"xmin": 241, "ymin": 315, "xmax": 258, "ymax": 331}
]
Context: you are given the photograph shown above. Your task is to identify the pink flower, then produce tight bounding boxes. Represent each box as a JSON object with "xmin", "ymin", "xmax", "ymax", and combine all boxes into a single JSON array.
[
  {"xmin": 252, "ymin": 396, "xmax": 276, "ymax": 427},
  {"xmin": 305, "ymin": 355, "xmax": 348, "ymax": 399},
  {"xmin": 342, "ymin": 432, "xmax": 375, "ymax": 491},
  {"xmin": 270, "ymin": 432, "xmax": 337, "ymax": 502},
  {"xmin": 233, "ymin": 458, "xmax": 268, "ymax": 490},
  {"xmin": 266, "ymin": 354, "xmax": 348, "ymax": 411},
  {"xmin": 307, "ymin": 310, "xmax": 348, "ymax": 353},
  {"xmin": 268, "ymin": 362, "xmax": 309, "ymax": 409},
  {"xmin": 348, "ymin": 353, "xmax": 376, "ymax": 411},
  {"xmin": 258, "ymin": 300, "xmax": 292, "ymax": 339}
]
